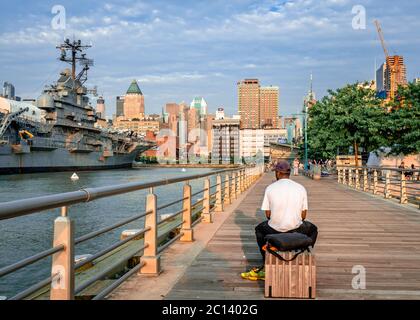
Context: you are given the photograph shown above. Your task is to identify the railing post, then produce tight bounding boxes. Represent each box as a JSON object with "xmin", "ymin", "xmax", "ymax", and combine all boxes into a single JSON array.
[
  {"xmin": 363, "ymin": 168, "xmax": 368, "ymax": 191},
  {"xmin": 50, "ymin": 206, "xmax": 74, "ymax": 300},
  {"xmin": 140, "ymin": 189, "xmax": 161, "ymax": 275},
  {"xmin": 215, "ymin": 175, "xmax": 223, "ymax": 212},
  {"xmin": 355, "ymin": 168, "xmax": 360, "ymax": 190},
  {"xmin": 236, "ymin": 171, "xmax": 241, "ymax": 195},
  {"xmin": 231, "ymin": 173, "xmax": 237, "ymax": 200},
  {"xmin": 202, "ymin": 178, "xmax": 213, "ymax": 223},
  {"xmin": 337, "ymin": 168, "xmax": 341, "ymax": 183},
  {"xmin": 400, "ymin": 171, "xmax": 408, "ymax": 204},
  {"xmin": 343, "ymin": 168, "xmax": 348, "ymax": 185},
  {"xmin": 240, "ymin": 169, "xmax": 245, "ymax": 192},
  {"xmin": 373, "ymin": 170, "xmax": 378, "ymax": 195},
  {"xmin": 384, "ymin": 170, "xmax": 391, "ymax": 199},
  {"xmin": 348, "ymin": 168, "xmax": 353, "ymax": 187},
  {"xmin": 180, "ymin": 182, "xmax": 193, "ymax": 242},
  {"xmin": 224, "ymin": 174, "xmax": 231, "ymax": 204}
]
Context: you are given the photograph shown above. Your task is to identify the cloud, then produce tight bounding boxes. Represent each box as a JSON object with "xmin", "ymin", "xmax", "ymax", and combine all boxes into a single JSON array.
[{"xmin": 0, "ymin": 0, "xmax": 418, "ymax": 117}]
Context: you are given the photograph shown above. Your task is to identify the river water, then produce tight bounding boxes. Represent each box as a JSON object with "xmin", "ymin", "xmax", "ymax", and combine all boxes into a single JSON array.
[{"xmin": 0, "ymin": 167, "xmax": 217, "ymax": 298}]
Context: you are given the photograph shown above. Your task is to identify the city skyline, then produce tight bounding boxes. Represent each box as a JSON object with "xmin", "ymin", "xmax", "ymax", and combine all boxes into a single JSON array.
[{"xmin": 0, "ymin": 0, "xmax": 419, "ymax": 117}]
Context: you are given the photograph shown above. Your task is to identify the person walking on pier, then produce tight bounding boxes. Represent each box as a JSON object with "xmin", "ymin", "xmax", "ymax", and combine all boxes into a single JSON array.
[
  {"xmin": 293, "ymin": 158, "xmax": 300, "ymax": 176},
  {"xmin": 241, "ymin": 160, "xmax": 318, "ymax": 281}
]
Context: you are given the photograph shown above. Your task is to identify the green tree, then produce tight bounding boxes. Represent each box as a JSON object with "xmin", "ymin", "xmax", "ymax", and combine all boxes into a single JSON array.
[
  {"xmin": 383, "ymin": 81, "xmax": 420, "ymax": 155},
  {"xmin": 305, "ymin": 83, "xmax": 387, "ymax": 165}
]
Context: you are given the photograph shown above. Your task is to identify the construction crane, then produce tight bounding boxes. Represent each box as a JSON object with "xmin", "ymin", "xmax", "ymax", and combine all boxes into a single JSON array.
[
  {"xmin": 374, "ymin": 20, "xmax": 389, "ymax": 58},
  {"xmin": 374, "ymin": 20, "xmax": 397, "ymax": 100}
]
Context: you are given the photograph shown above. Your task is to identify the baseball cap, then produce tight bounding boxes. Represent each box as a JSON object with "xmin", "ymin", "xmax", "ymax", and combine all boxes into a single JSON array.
[{"xmin": 272, "ymin": 161, "xmax": 291, "ymax": 173}]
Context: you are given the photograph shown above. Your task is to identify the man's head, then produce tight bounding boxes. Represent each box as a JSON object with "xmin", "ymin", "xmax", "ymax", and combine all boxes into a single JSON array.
[{"xmin": 272, "ymin": 161, "xmax": 291, "ymax": 180}]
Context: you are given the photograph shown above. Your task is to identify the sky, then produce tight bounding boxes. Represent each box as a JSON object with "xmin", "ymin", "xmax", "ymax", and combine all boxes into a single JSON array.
[{"xmin": 0, "ymin": 0, "xmax": 419, "ymax": 117}]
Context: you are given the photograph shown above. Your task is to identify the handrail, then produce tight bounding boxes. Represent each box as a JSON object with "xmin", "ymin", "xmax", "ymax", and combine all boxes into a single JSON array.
[
  {"xmin": 0, "ymin": 244, "xmax": 64, "ymax": 277},
  {"xmin": 337, "ymin": 164, "xmax": 419, "ymax": 207},
  {"xmin": 75, "ymin": 210, "xmax": 152, "ymax": 244},
  {"xmin": 0, "ymin": 167, "xmax": 241, "ymax": 220},
  {"xmin": 337, "ymin": 165, "xmax": 420, "ymax": 173},
  {"xmin": 91, "ymin": 262, "xmax": 144, "ymax": 300},
  {"xmin": 0, "ymin": 164, "xmax": 265, "ymax": 300},
  {"xmin": 74, "ymin": 227, "xmax": 150, "ymax": 270},
  {"xmin": 8, "ymin": 273, "xmax": 60, "ymax": 300},
  {"xmin": 157, "ymin": 209, "xmax": 186, "ymax": 226}
]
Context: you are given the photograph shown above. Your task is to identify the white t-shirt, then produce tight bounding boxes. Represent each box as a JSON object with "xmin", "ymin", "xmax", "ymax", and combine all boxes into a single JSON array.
[{"xmin": 261, "ymin": 179, "xmax": 308, "ymax": 232}]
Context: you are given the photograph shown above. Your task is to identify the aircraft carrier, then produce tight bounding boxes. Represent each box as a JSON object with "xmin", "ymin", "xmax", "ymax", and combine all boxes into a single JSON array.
[{"xmin": 0, "ymin": 39, "xmax": 153, "ymax": 174}]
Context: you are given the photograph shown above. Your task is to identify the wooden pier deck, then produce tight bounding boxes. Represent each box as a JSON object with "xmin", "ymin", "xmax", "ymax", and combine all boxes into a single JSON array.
[{"xmin": 112, "ymin": 173, "xmax": 420, "ymax": 300}]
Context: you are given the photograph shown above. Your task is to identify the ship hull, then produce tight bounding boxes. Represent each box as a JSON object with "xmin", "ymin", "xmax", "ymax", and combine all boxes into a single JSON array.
[{"xmin": 0, "ymin": 145, "xmax": 149, "ymax": 174}]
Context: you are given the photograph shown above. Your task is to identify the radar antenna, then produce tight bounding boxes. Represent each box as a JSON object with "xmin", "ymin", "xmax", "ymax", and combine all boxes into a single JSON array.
[{"xmin": 56, "ymin": 39, "xmax": 93, "ymax": 84}]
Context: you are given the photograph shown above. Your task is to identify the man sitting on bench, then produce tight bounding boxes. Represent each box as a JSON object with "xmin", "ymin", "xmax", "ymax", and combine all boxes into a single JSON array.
[{"xmin": 241, "ymin": 161, "xmax": 318, "ymax": 281}]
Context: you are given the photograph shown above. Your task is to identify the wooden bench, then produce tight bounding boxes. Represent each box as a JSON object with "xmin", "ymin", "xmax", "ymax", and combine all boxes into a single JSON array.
[{"xmin": 265, "ymin": 248, "xmax": 316, "ymax": 299}]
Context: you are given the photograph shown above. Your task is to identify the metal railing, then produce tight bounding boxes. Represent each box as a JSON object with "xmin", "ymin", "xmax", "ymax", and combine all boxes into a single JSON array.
[
  {"xmin": 337, "ymin": 165, "xmax": 420, "ymax": 208},
  {"xmin": 0, "ymin": 164, "xmax": 265, "ymax": 300}
]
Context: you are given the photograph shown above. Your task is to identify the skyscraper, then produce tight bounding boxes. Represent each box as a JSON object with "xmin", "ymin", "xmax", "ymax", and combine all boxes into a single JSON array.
[
  {"xmin": 190, "ymin": 97, "xmax": 207, "ymax": 116},
  {"xmin": 237, "ymin": 79, "xmax": 279, "ymax": 129},
  {"xmin": 123, "ymin": 80, "xmax": 144, "ymax": 119},
  {"xmin": 385, "ymin": 56, "xmax": 407, "ymax": 99},
  {"xmin": 116, "ymin": 96, "xmax": 124, "ymax": 117},
  {"xmin": 376, "ymin": 63, "xmax": 386, "ymax": 94},
  {"xmin": 260, "ymin": 86, "xmax": 279, "ymax": 128},
  {"xmin": 2, "ymin": 82, "xmax": 15, "ymax": 100},
  {"xmin": 237, "ymin": 79, "xmax": 260, "ymax": 129}
]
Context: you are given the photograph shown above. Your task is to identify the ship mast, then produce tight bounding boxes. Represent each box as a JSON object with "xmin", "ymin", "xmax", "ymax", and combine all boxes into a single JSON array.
[{"xmin": 56, "ymin": 39, "xmax": 93, "ymax": 84}]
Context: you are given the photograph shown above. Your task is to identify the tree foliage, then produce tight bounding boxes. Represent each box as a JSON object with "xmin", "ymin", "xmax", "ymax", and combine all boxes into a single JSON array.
[
  {"xmin": 382, "ymin": 82, "xmax": 420, "ymax": 155},
  {"xmin": 304, "ymin": 83, "xmax": 387, "ymax": 160},
  {"xmin": 302, "ymin": 81, "xmax": 420, "ymax": 161}
]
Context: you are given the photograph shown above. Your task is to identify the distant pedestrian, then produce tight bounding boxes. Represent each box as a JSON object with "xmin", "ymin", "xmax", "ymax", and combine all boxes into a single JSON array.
[{"xmin": 293, "ymin": 158, "xmax": 300, "ymax": 176}]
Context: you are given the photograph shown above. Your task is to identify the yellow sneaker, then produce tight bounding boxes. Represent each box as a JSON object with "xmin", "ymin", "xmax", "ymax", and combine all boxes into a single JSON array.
[{"xmin": 241, "ymin": 267, "xmax": 265, "ymax": 281}]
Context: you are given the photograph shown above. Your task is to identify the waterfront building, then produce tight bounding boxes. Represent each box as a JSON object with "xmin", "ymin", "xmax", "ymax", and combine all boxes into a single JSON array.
[
  {"xmin": 123, "ymin": 80, "xmax": 145, "ymax": 120},
  {"xmin": 237, "ymin": 79, "xmax": 279, "ymax": 129},
  {"xmin": 114, "ymin": 118, "xmax": 160, "ymax": 137},
  {"xmin": 240, "ymin": 129, "xmax": 265, "ymax": 163},
  {"xmin": 263, "ymin": 128, "xmax": 288, "ymax": 159},
  {"xmin": 211, "ymin": 117, "xmax": 240, "ymax": 164}
]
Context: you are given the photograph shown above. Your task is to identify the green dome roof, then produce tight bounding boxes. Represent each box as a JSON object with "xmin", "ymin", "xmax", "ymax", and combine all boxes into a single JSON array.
[{"xmin": 126, "ymin": 80, "xmax": 142, "ymax": 95}]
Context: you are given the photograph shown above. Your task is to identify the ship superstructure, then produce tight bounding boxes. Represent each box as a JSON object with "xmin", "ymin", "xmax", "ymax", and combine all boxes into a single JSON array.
[{"xmin": 0, "ymin": 39, "xmax": 152, "ymax": 174}]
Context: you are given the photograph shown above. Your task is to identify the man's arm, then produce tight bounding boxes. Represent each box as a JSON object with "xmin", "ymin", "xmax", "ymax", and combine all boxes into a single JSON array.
[
  {"xmin": 301, "ymin": 188, "xmax": 308, "ymax": 221},
  {"xmin": 261, "ymin": 189, "xmax": 270, "ymax": 220}
]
